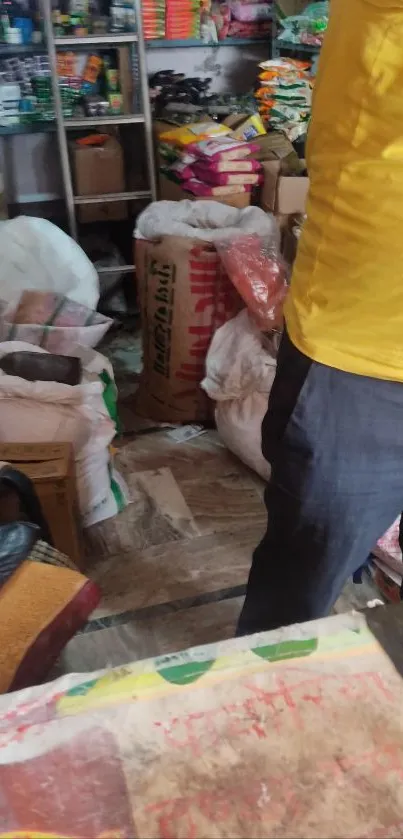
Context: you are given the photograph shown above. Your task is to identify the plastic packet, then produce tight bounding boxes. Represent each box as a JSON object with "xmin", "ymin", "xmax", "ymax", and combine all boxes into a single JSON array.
[
  {"xmin": 192, "ymin": 163, "xmax": 262, "ymax": 186},
  {"xmin": 216, "ymin": 234, "xmax": 289, "ymax": 331},
  {"xmin": 160, "ymin": 121, "xmax": 231, "ymax": 148},
  {"xmin": 187, "ymin": 136, "xmax": 259, "ymax": 160}
]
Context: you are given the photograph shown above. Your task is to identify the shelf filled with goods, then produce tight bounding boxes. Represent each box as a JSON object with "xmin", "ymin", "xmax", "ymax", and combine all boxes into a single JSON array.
[
  {"xmin": 0, "ymin": 45, "xmax": 139, "ymax": 133},
  {"xmin": 0, "ymin": 0, "xmax": 141, "ymax": 134},
  {"xmin": 255, "ymin": 1, "xmax": 328, "ymax": 142},
  {"xmin": 143, "ymin": 0, "xmax": 273, "ymax": 47}
]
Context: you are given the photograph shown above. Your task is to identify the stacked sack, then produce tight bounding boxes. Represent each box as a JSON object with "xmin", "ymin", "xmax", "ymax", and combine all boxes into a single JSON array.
[
  {"xmin": 227, "ymin": 0, "xmax": 272, "ymax": 40},
  {"xmin": 142, "ymin": 0, "xmax": 166, "ymax": 38},
  {"xmin": 255, "ymin": 58, "xmax": 312, "ymax": 142},
  {"xmin": 159, "ymin": 120, "xmax": 263, "ymax": 200},
  {"xmin": 166, "ymin": 0, "xmax": 201, "ymax": 39}
]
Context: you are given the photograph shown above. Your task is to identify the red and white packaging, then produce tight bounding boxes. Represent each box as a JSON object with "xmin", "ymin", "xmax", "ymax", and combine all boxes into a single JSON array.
[
  {"xmin": 168, "ymin": 160, "xmax": 195, "ymax": 180},
  {"xmin": 192, "ymin": 164, "xmax": 262, "ymax": 187},
  {"xmin": 187, "ymin": 136, "xmax": 259, "ymax": 161},
  {"xmin": 184, "ymin": 178, "xmax": 252, "ymax": 197},
  {"xmin": 200, "ymin": 158, "xmax": 262, "ymax": 173}
]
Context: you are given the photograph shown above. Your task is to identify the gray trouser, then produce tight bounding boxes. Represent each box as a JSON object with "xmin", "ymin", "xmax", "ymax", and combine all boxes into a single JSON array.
[{"xmin": 237, "ymin": 331, "xmax": 403, "ymax": 636}]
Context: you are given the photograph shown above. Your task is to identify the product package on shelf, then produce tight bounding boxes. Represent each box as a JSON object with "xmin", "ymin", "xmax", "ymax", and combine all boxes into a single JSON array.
[
  {"xmin": 165, "ymin": 0, "xmax": 201, "ymax": 39},
  {"xmin": 142, "ymin": 0, "xmax": 166, "ymax": 39},
  {"xmin": 255, "ymin": 57, "xmax": 313, "ymax": 141},
  {"xmin": 157, "ymin": 119, "xmax": 265, "ymax": 206}
]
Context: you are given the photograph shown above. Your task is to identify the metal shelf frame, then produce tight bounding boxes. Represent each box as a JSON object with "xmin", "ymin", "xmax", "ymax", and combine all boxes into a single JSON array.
[
  {"xmin": 54, "ymin": 33, "xmax": 138, "ymax": 46},
  {"xmin": 40, "ymin": 0, "xmax": 157, "ymax": 241}
]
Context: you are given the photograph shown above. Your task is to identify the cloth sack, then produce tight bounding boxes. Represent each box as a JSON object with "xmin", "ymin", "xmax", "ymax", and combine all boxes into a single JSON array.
[
  {"xmin": 134, "ymin": 200, "xmax": 278, "ymax": 423},
  {"xmin": 0, "ymin": 216, "xmax": 99, "ymax": 309},
  {"xmin": 202, "ymin": 309, "xmax": 276, "ymax": 479},
  {"xmin": 0, "ymin": 341, "xmax": 128, "ymax": 527}
]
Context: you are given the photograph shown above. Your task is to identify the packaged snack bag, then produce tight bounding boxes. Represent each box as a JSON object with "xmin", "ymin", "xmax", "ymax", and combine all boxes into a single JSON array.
[
  {"xmin": 187, "ymin": 136, "xmax": 259, "ymax": 161},
  {"xmin": 192, "ymin": 164, "xmax": 262, "ymax": 186},
  {"xmin": 160, "ymin": 121, "xmax": 231, "ymax": 148},
  {"xmin": 184, "ymin": 178, "xmax": 252, "ymax": 197}
]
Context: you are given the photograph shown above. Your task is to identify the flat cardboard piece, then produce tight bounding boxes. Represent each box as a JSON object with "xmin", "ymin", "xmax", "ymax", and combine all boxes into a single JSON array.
[
  {"xmin": 0, "ymin": 442, "xmax": 81, "ymax": 567},
  {"xmin": 250, "ymin": 131, "xmax": 296, "ymax": 162}
]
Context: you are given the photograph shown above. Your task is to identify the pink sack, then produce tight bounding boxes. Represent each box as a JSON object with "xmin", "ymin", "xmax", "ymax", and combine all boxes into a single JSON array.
[
  {"xmin": 193, "ymin": 163, "xmax": 262, "ymax": 186},
  {"xmin": 183, "ymin": 178, "xmax": 252, "ymax": 197},
  {"xmin": 230, "ymin": 0, "xmax": 273, "ymax": 21},
  {"xmin": 187, "ymin": 136, "xmax": 259, "ymax": 161},
  {"xmin": 200, "ymin": 158, "xmax": 262, "ymax": 173}
]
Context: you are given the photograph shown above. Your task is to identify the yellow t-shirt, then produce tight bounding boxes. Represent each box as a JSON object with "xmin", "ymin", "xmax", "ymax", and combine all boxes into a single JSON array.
[{"xmin": 285, "ymin": 0, "xmax": 403, "ymax": 381}]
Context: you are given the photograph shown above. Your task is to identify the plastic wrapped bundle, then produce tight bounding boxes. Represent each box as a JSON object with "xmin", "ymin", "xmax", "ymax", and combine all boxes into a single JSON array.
[
  {"xmin": 166, "ymin": 0, "xmax": 201, "ymax": 39},
  {"xmin": 142, "ymin": 0, "xmax": 165, "ymax": 39}
]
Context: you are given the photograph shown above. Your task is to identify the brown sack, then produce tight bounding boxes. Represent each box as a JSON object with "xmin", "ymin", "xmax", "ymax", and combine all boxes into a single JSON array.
[{"xmin": 135, "ymin": 236, "xmax": 242, "ymax": 424}]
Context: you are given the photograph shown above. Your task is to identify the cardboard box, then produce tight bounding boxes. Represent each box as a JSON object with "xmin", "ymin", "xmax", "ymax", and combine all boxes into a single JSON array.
[
  {"xmin": 276, "ymin": 0, "xmax": 308, "ymax": 18},
  {"xmin": 70, "ymin": 135, "xmax": 127, "ymax": 223},
  {"xmin": 159, "ymin": 174, "xmax": 251, "ymax": 208},
  {"xmin": 0, "ymin": 443, "xmax": 81, "ymax": 568},
  {"xmin": 117, "ymin": 46, "xmax": 134, "ymax": 115},
  {"xmin": 261, "ymin": 160, "xmax": 309, "ymax": 215},
  {"xmin": 277, "ymin": 174, "xmax": 309, "ymax": 215},
  {"xmin": 260, "ymin": 159, "xmax": 281, "ymax": 212}
]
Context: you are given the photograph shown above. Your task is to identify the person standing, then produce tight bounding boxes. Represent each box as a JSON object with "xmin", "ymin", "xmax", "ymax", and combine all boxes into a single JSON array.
[{"xmin": 238, "ymin": 0, "xmax": 403, "ymax": 635}]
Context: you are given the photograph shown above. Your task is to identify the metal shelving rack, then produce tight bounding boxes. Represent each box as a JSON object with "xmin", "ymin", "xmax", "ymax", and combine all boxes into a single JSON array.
[{"xmin": 39, "ymin": 0, "xmax": 156, "ymax": 276}]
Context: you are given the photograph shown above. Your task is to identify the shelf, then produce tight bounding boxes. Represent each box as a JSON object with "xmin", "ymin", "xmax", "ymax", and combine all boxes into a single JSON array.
[
  {"xmin": 0, "ymin": 43, "xmax": 47, "ymax": 56},
  {"xmin": 275, "ymin": 40, "xmax": 322, "ymax": 53},
  {"xmin": 55, "ymin": 33, "xmax": 138, "ymax": 47},
  {"xmin": 74, "ymin": 189, "xmax": 151, "ymax": 204},
  {"xmin": 0, "ymin": 121, "xmax": 55, "ymax": 136},
  {"xmin": 146, "ymin": 37, "xmax": 270, "ymax": 49},
  {"xmin": 64, "ymin": 113, "xmax": 144, "ymax": 127}
]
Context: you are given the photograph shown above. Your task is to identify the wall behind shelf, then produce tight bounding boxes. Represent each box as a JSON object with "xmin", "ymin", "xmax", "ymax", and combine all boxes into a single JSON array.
[
  {"xmin": 5, "ymin": 133, "xmax": 63, "ymax": 205},
  {"xmin": 5, "ymin": 42, "xmax": 268, "ymax": 207},
  {"xmin": 147, "ymin": 42, "xmax": 267, "ymax": 93}
]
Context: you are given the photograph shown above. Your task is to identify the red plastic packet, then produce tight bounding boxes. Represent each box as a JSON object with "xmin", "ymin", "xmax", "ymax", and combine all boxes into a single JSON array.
[{"xmin": 216, "ymin": 234, "xmax": 289, "ymax": 331}]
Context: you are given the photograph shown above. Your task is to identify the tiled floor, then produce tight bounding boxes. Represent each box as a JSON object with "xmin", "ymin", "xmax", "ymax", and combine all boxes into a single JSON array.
[{"xmin": 54, "ymin": 425, "xmax": 382, "ymax": 679}]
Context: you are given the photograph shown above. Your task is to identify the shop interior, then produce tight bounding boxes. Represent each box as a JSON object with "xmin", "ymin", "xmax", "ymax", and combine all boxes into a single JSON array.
[{"xmin": 1, "ymin": 1, "xmax": 403, "ymax": 836}]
